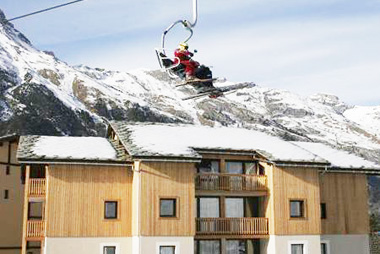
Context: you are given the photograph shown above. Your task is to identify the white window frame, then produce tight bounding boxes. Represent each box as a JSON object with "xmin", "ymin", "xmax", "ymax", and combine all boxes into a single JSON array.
[
  {"xmin": 320, "ymin": 240, "xmax": 330, "ymax": 254},
  {"xmin": 100, "ymin": 243, "xmax": 120, "ymax": 254},
  {"xmin": 156, "ymin": 242, "xmax": 179, "ymax": 254},
  {"xmin": 288, "ymin": 240, "xmax": 308, "ymax": 254}
]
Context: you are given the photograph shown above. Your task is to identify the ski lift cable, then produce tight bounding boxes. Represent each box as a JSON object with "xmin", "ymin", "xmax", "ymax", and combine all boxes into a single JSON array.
[{"xmin": 7, "ymin": 0, "xmax": 86, "ymax": 22}]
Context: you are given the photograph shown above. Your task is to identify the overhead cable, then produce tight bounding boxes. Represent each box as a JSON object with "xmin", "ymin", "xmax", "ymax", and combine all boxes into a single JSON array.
[{"xmin": 8, "ymin": 0, "xmax": 85, "ymax": 22}]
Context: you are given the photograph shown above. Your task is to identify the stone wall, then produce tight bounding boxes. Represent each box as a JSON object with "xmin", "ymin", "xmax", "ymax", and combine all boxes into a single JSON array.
[{"xmin": 370, "ymin": 233, "xmax": 380, "ymax": 254}]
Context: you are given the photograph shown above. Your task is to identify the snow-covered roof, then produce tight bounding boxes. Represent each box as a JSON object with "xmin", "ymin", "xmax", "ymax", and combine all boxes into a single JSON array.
[
  {"xmin": 17, "ymin": 136, "xmax": 126, "ymax": 163},
  {"xmin": 292, "ymin": 142, "xmax": 380, "ymax": 170},
  {"xmin": 109, "ymin": 121, "xmax": 328, "ymax": 163}
]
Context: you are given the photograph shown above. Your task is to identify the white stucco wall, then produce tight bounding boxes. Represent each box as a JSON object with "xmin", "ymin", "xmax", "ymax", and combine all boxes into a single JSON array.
[
  {"xmin": 138, "ymin": 236, "xmax": 193, "ymax": 254},
  {"xmin": 321, "ymin": 234, "xmax": 370, "ymax": 254},
  {"xmin": 45, "ymin": 237, "xmax": 132, "ymax": 254},
  {"xmin": 265, "ymin": 235, "xmax": 321, "ymax": 254}
]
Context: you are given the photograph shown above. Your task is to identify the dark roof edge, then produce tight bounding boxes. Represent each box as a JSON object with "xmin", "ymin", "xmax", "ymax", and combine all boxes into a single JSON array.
[
  {"xmin": 274, "ymin": 161, "xmax": 331, "ymax": 168},
  {"xmin": 18, "ymin": 158, "xmax": 133, "ymax": 166},
  {"xmin": 0, "ymin": 134, "xmax": 19, "ymax": 142},
  {"xmin": 194, "ymin": 148, "xmax": 258, "ymax": 156},
  {"xmin": 133, "ymin": 155, "xmax": 201, "ymax": 163},
  {"xmin": 324, "ymin": 167, "xmax": 380, "ymax": 175}
]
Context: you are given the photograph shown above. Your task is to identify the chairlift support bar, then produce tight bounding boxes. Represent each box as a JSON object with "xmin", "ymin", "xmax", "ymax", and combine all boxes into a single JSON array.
[{"xmin": 160, "ymin": 0, "xmax": 198, "ymax": 54}]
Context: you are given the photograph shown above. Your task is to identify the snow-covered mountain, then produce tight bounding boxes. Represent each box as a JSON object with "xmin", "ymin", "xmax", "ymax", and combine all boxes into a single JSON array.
[{"xmin": 1, "ymin": 9, "xmax": 380, "ymax": 212}]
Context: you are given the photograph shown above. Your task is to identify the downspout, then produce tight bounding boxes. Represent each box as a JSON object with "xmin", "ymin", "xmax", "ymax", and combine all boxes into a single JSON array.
[{"xmin": 321, "ymin": 165, "xmax": 328, "ymax": 176}]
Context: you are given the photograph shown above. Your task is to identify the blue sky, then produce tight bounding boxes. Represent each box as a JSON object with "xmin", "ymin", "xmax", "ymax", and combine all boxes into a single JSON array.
[{"xmin": 1, "ymin": 0, "xmax": 380, "ymax": 105}]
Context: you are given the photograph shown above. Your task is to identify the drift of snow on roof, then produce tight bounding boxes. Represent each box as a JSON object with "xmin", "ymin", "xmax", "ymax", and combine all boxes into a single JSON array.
[
  {"xmin": 292, "ymin": 142, "xmax": 380, "ymax": 169},
  {"xmin": 116, "ymin": 122, "xmax": 326, "ymax": 163},
  {"xmin": 18, "ymin": 136, "xmax": 118, "ymax": 161}
]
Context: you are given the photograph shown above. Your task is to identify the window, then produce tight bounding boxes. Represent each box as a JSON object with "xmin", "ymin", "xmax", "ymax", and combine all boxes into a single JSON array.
[
  {"xmin": 226, "ymin": 161, "xmax": 261, "ymax": 175},
  {"xmin": 160, "ymin": 198, "xmax": 177, "ymax": 217},
  {"xmin": 321, "ymin": 241, "xmax": 329, "ymax": 254},
  {"xmin": 30, "ymin": 165, "xmax": 46, "ymax": 179},
  {"xmin": 159, "ymin": 246, "xmax": 175, "ymax": 254},
  {"xmin": 104, "ymin": 201, "xmax": 118, "ymax": 219},
  {"xmin": 197, "ymin": 197, "xmax": 220, "ymax": 218},
  {"xmin": 290, "ymin": 200, "xmax": 305, "ymax": 218},
  {"xmin": 4, "ymin": 189, "xmax": 9, "ymax": 199},
  {"xmin": 195, "ymin": 240, "xmax": 220, "ymax": 254},
  {"xmin": 198, "ymin": 160, "xmax": 220, "ymax": 173},
  {"xmin": 226, "ymin": 240, "xmax": 246, "ymax": 254},
  {"xmin": 5, "ymin": 166, "xmax": 10, "ymax": 175},
  {"xmin": 225, "ymin": 198, "xmax": 244, "ymax": 218},
  {"xmin": 321, "ymin": 203, "xmax": 327, "ymax": 219},
  {"xmin": 291, "ymin": 244, "xmax": 304, "ymax": 254},
  {"xmin": 226, "ymin": 161, "xmax": 244, "ymax": 174},
  {"xmin": 103, "ymin": 246, "xmax": 116, "ymax": 254},
  {"xmin": 28, "ymin": 202, "xmax": 44, "ymax": 220}
]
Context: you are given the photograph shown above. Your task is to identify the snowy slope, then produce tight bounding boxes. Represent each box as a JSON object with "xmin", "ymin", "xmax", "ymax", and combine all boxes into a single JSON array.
[
  {"xmin": 344, "ymin": 106, "xmax": 380, "ymax": 137},
  {"xmin": 1, "ymin": 8, "xmax": 380, "ymax": 213}
]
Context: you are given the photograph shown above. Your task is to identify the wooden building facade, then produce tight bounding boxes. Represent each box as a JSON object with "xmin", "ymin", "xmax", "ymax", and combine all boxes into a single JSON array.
[{"xmin": 7, "ymin": 122, "xmax": 380, "ymax": 254}]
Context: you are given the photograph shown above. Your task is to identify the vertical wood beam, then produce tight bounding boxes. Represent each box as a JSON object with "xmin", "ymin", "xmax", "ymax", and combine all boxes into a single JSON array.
[
  {"xmin": 7, "ymin": 141, "xmax": 11, "ymax": 164},
  {"xmin": 220, "ymin": 238, "xmax": 226, "ymax": 254},
  {"xmin": 21, "ymin": 165, "xmax": 30, "ymax": 254},
  {"xmin": 44, "ymin": 165, "xmax": 49, "ymax": 238},
  {"xmin": 220, "ymin": 159, "xmax": 226, "ymax": 174},
  {"xmin": 220, "ymin": 196, "xmax": 226, "ymax": 218}
]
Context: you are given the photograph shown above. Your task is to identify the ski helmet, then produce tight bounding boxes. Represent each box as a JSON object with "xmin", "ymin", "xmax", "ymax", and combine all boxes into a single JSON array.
[{"xmin": 179, "ymin": 42, "xmax": 189, "ymax": 50}]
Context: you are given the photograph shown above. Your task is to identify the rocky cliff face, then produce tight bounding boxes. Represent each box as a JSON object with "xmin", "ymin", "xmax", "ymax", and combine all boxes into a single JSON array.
[{"xmin": 1, "ymin": 8, "xmax": 380, "ymax": 214}]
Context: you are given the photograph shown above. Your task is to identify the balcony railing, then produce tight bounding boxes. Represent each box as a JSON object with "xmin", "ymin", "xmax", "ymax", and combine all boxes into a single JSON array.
[
  {"xmin": 28, "ymin": 179, "xmax": 46, "ymax": 197},
  {"xmin": 195, "ymin": 173, "xmax": 267, "ymax": 191},
  {"xmin": 26, "ymin": 220, "xmax": 45, "ymax": 238},
  {"xmin": 196, "ymin": 217, "xmax": 269, "ymax": 235}
]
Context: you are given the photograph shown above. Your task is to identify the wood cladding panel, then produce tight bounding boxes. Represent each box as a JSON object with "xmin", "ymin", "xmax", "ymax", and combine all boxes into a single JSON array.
[
  {"xmin": 46, "ymin": 164, "xmax": 132, "ymax": 237},
  {"xmin": 140, "ymin": 162, "xmax": 196, "ymax": 236},
  {"xmin": 320, "ymin": 173, "xmax": 369, "ymax": 234},
  {"xmin": 0, "ymin": 142, "xmax": 8, "ymax": 162},
  {"xmin": 10, "ymin": 142, "xmax": 18, "ymax": 164},
  {"xmin": 263, "ymin": 163, "xmax": 275, "ymax": 235},
  {"xmin": 0, "ymin": 141, "xmax": 24, "ymax": 248},
  {"xmin": 272, "ymin": 166, "xmax": 321, "ymax": 235}
]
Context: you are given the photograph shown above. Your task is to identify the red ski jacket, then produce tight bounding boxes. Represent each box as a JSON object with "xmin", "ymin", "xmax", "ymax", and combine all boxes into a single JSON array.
[{"xmin": 174, "ymin": 49, "xmax": 193, "ymax": 63}]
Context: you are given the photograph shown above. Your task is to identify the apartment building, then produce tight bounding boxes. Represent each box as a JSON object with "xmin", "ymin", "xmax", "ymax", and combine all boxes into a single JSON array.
[
  {"xmin": 12, "ymin": 121, "xmax": 380, "ymax": 254},
  {"xmin": 0, "ymin": 134, "xmax": 23, "ymax": 254}
]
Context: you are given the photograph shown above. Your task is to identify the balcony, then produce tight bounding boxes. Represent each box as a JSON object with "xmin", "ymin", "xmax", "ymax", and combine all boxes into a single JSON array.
[
  {"xmin": 26, "ymin": 220, "xmax": 45, "ymax": 239},
  {"xmin": 195, "ymin": 173, "xmax": 267, "ymax": 192},
  {"xmin": 28, "ymin": 179, "xmax": 46, "ymax": 197},
  {"xmin": 196, "ymin": 217, "xmax": 269, "ymax": 236}
]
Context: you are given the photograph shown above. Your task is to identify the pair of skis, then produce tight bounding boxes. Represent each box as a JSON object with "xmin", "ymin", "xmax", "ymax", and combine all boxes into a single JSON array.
[{"xmin": 177, "ymin": 78, "xmax": 255, "ymax": 100}]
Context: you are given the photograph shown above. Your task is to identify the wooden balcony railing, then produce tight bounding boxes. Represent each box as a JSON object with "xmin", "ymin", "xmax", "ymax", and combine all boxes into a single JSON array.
[
  {"xmin": 195, "ymin": 173, "xmax": 267, "ymax": 191},
  {"xmin": 196, "ymin": 217, "xmax": 268, "ymax": 236},
  {"xmin": 26, "ymin": 220, "xmax": 45, "ymax": 238},
  {"xmin": 28, "ymin": 179, "xmax": 46, "ymax": 197}
]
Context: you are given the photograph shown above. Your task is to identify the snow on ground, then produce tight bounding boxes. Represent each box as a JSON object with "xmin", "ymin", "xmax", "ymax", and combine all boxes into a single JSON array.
[
  {"xmin": 32, "ymin": 136, "xmax": 117, "ymax": 160},
  {"xmin": 344, "ymin": 106, "xmax": 380, "ymax": 137}
]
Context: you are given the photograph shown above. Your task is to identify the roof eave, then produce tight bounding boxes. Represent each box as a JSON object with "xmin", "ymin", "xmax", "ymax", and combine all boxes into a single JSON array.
[
  {"xmin": 18, "ymin": 158, "xmax": 133, "ymax": 166},
  {"xmin": 0, "ymin": 134, "xmax": 19, "ymax": 142},
  {"xmin": 324, "ymin": 167, "xmax": 380, "ymax": 175},
  {"xmin": 274, "ymin": 160, "xmax": 330, "ymax": 168},
  {"xmin": 132, "ymin": 155, "xmax": 201, "ymax": 163}
]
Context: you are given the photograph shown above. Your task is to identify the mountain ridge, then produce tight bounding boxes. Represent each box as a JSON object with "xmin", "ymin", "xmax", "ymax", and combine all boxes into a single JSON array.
[{"xmin": 1, "ymin": 8, "xmax": 379, "ymax": 215}]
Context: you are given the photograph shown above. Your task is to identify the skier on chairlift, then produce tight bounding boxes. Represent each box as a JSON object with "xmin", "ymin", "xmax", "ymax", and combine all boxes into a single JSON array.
[{"xmin": 174, "ymin": 42, "xmax": 199, "ymax": 80}]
